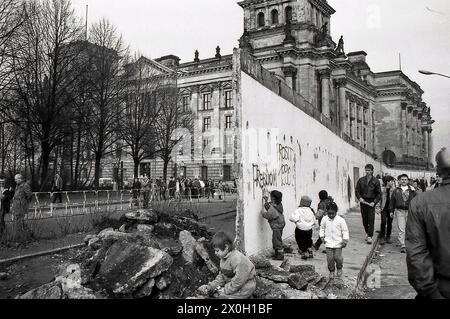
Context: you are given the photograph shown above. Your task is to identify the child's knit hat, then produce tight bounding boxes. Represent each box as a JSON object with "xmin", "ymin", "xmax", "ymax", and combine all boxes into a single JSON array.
[{"xmin": 300, "ymin": 196, "xmax": 312, "ymax": 207}]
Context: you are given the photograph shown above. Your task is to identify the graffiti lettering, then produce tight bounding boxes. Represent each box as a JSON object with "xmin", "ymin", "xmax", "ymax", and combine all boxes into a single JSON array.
[
  {"xmin": 278, "ymin": 144, "xmax": 295, "ymax": 162},
  {"xmin": 253, "ymin": 164, "xmax": 278, "ymax": 189}
]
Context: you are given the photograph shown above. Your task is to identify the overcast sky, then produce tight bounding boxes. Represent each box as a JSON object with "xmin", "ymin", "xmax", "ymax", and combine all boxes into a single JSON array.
[{"xmin": 71, "ymin": 0, "xmax": 450, "ymax": 158}]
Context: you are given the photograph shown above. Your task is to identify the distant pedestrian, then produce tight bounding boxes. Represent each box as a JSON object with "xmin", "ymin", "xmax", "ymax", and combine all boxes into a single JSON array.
[
  {"xmin": 379, "ymin": 176, "xmax": 395, "ymax": 245},
  {"xmin": 290, "ymin": 196, "xmax": 316, "ymax": 260},
  {"xmin": 11, "ymin": 174, "xmax": 33, "ymax": 242},
  {"xmin": 0, "ymin": 181, "xmax": 14, "ymax": 241},
  {"xmin": 389, "ymin": 174, "xmax": 417, "ymax": 253},
  {"xmin": 261, "ymin": 190, "xmax": 286, "ymax": 261},
  {"xmin": 407, "ymin": 147, "xmax": 450, "ymax": 299},
  {"xmin": 132, "ymin": 178, "xmax": 142, "ymax": 206},
  {"xmin": 355, "ymin": 164, "xmax": 381, "ymax": 244},
  {"xmin": 52, "ymin": 173, "xmax": 63, "ymax": 203},
  {"xmin": 141, "ymin": 175, "xmax": 150, "ymax": 208},
  {"xmin": 319, "ymin": 202, "xmax": 349, "ymax": 279},
  {"xmin": 313, "ymin": 190, "xmax": 331, "ymax": 251}
]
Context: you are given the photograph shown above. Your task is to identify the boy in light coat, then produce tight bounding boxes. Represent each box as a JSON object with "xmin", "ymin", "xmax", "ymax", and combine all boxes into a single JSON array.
[{"xmin": 319, "ymin": 201, "xmax": 349, "ymax": 279}]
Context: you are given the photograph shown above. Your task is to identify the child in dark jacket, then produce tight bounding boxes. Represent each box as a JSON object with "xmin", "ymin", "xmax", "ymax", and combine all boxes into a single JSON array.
[
  {"xmin": 314, "ymin": 190, "xmax": 331, "ymax": 251},
  {"xmin": 262, "ymin": 190, "xmax": 286, "ymax": 261}
]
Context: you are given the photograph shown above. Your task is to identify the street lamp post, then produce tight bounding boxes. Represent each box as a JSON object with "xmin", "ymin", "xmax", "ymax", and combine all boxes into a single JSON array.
[{"xmin": 419, "ymin": 70, "xmax": 450, "ymax": 79}]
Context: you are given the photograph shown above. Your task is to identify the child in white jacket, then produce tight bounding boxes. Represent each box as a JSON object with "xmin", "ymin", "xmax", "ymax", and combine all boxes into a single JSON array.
[
  {"xmin": 290, "ymin": 196, "xmax": 316, "ymax": 260},
  {"xmin": 319, "ymin": 201, "xmax": 349, "ymax": 279}
]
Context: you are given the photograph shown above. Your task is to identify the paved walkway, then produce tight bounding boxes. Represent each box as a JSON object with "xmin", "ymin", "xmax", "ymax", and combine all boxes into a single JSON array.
[
  {"xmin": 364, "ymin": 227, "xmax": 416, "ymax": 299},
  {"xmin": 262, "ymin": 207, "xmax": 381, "ymax": 297}
]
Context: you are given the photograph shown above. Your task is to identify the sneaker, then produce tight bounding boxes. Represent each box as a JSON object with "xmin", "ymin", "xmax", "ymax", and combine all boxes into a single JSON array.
[
  {"xmin": 367, "ymin": 237, "xmax": 373, "ymax": 244},
  {"xmin": 336, "ymin": 269, "xmax": 343, "ymax": 278},
  {"xmin": 329, "ymin": 272, "xmax": 335, "ymax": 279},
  {"xmin": 308, "ymin": 249, "xmax": 314, "ymax": 259},
  {"xmin": 322, "ymin": 250, "xmax": 327, "ymax": 254},
  {"xmin": 401, "ymin": 247, "xmax": 406, "ymax": 254},
  {"xmin": 301, "ymin": 253, "xmax": 308, "ymax": 260},
  {"xmin": 313, "ymin": 242, "xmax": 321, "ymax": 251}
]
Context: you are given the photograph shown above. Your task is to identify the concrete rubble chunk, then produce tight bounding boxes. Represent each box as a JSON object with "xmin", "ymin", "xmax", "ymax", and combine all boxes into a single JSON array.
[
  {"xmin": 279, "ymin": 258, "xmax": 291, "ymax": 271},
  {"xmin": 125, "ymin": 209, "xmax": 158, "ymax": 224},
  {"xmin": 119, "ymin": 224, "xmax": 126, "ymax": 232},
  {"xmin": 98, "ymin": 228, "xmax": 114, "ymax": 237},
  {"xmin": 249, "ymin": 256, "xmax": 272, "ymax": 269},
  {"xmin": 257, "ymin": 268, "xmax": 290, "ymax": 283},
  {"xmin": 88, "ymin": 237, "xmax": 102, "ymax": 250},
  {"xmin": 94, "ymin": 239, "xmax": 173, "ymax": 295},
  {"xmin": 289, "ymin": 264, "xmax": 316, "ymax": 273},
  {"xmin": 179, "ymin": 230, "xmax": 198, "ymax": 264},
  {"xmin": 155, "ymin": 276, "xmax": 170, "ymax": 291},
  {"xmin": 18, "ymin": 282, "xmax": 63, "ymax": 299},
  {"xmin": 287, "ymin": 273, "xmax": 309, "ymax": 291},
  {"xmin": 0, "ymin": 272, "xmax": 9, "ymax": 280},
  {"xmin": 84, "ymin": 234, "xmax": 96, "ymax": 244},
  {"xmin": 253, "ymin": 277, "xmax": 287, "ymax": 299},
  {"xmin": 137, "ymin": 224, "xmax": 154, "ymax": 233},
  {"xmin": 195, "ymin": 241, "xmax": 219, "ymax": 274},
  {"xmin": 134, "ymin": 279, "xmax": 155, "ymax": 298}
]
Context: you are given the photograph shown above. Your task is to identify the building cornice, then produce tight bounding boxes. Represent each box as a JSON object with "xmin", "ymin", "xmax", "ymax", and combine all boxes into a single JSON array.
[{"xmin": 310, "ymin": 0, "xmax": 336, "ymax": 16}]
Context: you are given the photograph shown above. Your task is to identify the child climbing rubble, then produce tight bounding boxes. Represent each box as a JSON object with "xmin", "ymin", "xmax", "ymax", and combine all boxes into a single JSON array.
[
  {"xmin": 197, "ymin": 232, "xmax": 256, "ymax": 299},
  {"xmin": 261, "ymin": 190, "xmax": 286, "ymax": 261},
  {"xmin": 319, "ymin": 202, "xmax": 349, "ymax": 279}
]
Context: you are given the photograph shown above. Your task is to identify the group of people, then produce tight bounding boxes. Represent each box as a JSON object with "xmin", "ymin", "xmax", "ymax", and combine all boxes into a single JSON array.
[{"xmin": 131, "ymin": 175, "xmax": 234, "ymax": 207}]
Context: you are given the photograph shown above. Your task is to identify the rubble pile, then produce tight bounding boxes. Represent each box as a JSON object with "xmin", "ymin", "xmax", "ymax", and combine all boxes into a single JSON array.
[{"xmin": 17, "ymin": 209, "xmax": 220, "ymax": 299}]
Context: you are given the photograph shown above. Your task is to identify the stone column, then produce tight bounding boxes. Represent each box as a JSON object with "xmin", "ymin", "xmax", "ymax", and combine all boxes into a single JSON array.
[
  {"xmin": 428, "ymin": 130, "xmax": 433, "ymax": 165},
  {"xmin": 319, "ymin": 69, "xmax": 331, "ymax": 118},
  {"xmin": 423, "ymin": 128, "xmax": 429, "ymax": 163},
  {"xmin": 335, "ymin": 78, "xmax": 347, "ymax": 133},
  {"xmin": 401, "ymin": 103, "xmax": 407, "ymax": 156},
  {"xmin": 283, "ymin": 66, "xmax": 297, "ymax": 91}
]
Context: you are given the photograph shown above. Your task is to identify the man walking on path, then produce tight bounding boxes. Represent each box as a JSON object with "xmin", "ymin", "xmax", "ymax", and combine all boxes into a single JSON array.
[
  {"xmin": 406, "ymin": 147, "xmax": 450, "ymax": 299},
  {"xmin": 389, "ymin": 174, "xmax": 416, "ymax": 253},
  {"xmin": 379, "ymin": 176, "xmax": 395, "ymax": 245},
  {"xmin": 355, "ymin": 164, "xmax": 381, "ymax": 244}
]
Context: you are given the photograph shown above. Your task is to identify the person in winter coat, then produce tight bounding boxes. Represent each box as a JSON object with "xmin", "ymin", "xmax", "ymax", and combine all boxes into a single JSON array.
[
  {"xmin": 11, "ymin": 174, "xmax": 33, "ymax": 242},
  {"xmin": 261, "ymin": 190, "xmax": 286, "ymax": 261},
  {"xmin": 389, "ymin": 174, "xmax": 417, "ymax": 253},
  {"xmin": 198, "ymin": 232, "xmax": 256, "ymax": 299},
  {"xmin": 319, "ymin": 202, "xmax": 350, "ymax": 279},
  {"xmin": 406, "ymin": 147, "xmax": 450, "ymax": 299},
  {"xmin": 290, "ymin": 196, "xmax": 316, "ymax": 259},
  {"xmin": 313, "ymin": 190, "xmax": 331, "ymax": 251}
]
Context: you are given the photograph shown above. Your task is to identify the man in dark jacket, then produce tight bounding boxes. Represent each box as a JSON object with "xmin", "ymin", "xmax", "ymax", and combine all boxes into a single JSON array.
[
  {"xmin": 406, "ymin": 147, "xmax": 450, "ymax": 299},
  {"xmin": 379, "ymin": 176, "xmax": 395, "ymax": 245},
  {"xmin": 355, "ymin": 164, "xmax": 381, "ymax": 244},
  {"xmin": 389, "ymin": 174, "xmax": 416, "ymax": 253}
]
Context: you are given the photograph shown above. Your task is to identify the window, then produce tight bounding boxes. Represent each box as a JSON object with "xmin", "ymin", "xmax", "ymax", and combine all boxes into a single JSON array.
[
  {"xmin": 203, "ymin": 117, "xmax": 211, "ymax": 132},
  {"xmin": 182, "ymin": 95, "xmax": 190, "ymax": 112},
  {"xmin": 225, "ymin": 115, "xmax": 232, "ymax": 129},
  {"xmin": 203, "ymin": 139, "xmax": 210, "ymax": 150},
  {"xmin": 258, "ymin": 12, "xmax": 265, "ymax": 27},
  {"xmin": 285, "ymin": 6, "xmax": 292, "ymax": 23},
  {"xmin": 271, "ymin": 9, "xmax": 279, "ymax": 25},
  {"xmin": 223, "ymin": 165, "xmax": 231, "ymax": 181},
  {"xmin": 202, "ymin": 93, "xmax": 211, "ymax": 110},
  {"xmin": 201, "ymin": 166, "xmax": 208, "ymax": 181},
  {"xmin": 224, "ymin": 90, "xmax": 233, "ymax": 108},
  {"xmin": 225, "ymin": 135, "xmax": 233, "ymax": 153}
]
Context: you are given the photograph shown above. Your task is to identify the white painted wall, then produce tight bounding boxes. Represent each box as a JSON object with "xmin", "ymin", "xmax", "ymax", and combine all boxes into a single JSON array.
[{"xmin": 239, "ymin": 71, "xmax": 434, "ymax": 256}]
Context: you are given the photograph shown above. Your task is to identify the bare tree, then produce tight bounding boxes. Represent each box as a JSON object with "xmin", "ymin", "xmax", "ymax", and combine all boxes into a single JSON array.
[
  {"xmin": 120, "ymin": 56, "xmax": 162, "ymax": 178},
  {"xmin": 153, "ymin": 75, "xmax": 193, "ymax": 182},
  {"xmin": 83, "ymin": 18, "xmax": 128, "ymax": 188},
  {"xmin": 8, "ymin": 0, "xmax": 84, "ymax": 189}
]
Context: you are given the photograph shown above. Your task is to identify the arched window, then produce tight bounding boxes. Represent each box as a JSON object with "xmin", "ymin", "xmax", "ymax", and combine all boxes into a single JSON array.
[
  {"xmin": 285, "ymin": 6, "xmax": 292, "ymax": 23},
  {"xmin": 271, "ymin": 9, "xmax": 279, "ymax": 25},
  {"xmin": 257, "ymin": 12, "xmax": 265, "ymax": 27}
]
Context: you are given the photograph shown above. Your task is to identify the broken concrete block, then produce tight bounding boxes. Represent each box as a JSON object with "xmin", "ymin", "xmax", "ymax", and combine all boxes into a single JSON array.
[
  {"xmin": 289, "ymin": 264, "xmax": 316, "ymax": 273},
  {"xmin": 279, "ymin": 258, "xmax": 291, "ymax": 271},
  {"xmin": 134, "ymin": 279, "xmax": 155, "ymax": 298},
  {"xmin": 155, "ymin": 276, "xmax": 170, "ymax": 291},
  {"xmin": 98, "ymin": 228, "xmax": 114, "ymax": 237},
  {"xmin": 18, "ymin": 282, "xmax": 63, "ymax": 299},
  {"xmin": 288, "ymin": 273, "xmax": 308, "ymax": 291},
  {"xmin": 0, "ymin": 272, "xmax": 9, "ymax": 280},
  {"xmin": 257, "ymin": 268, "xmax": 290, "ymax": 283},
  {"xmin": 84, "ymin": 234, "xmax": 96, "ymax": 244},
  {"xmin": 195, "ymin": 241, "xmax": 218, "ymax": 274},
  {"xmin": 137, "ymin": 224, "xmax": 154, "ymax": 233},
  {"xmin": 179, "ymin": 230, "xmax": 198, "ymax": 264},
  {"xmin": 88, "ymin": 237, "xmax": 102, "ymax": 250},
  {"xmin": 125, "ymin": 209, "xmax": 158, "ymax": 224},
  {"xmin": 249, "ymin": 256, "xmax": 272, "ymax": 269},
  {"xmin": 93, "ymin": 239, "xmax": 172, "ymax": 295},
  {"xmin": 119, "ymin": 224, "xmax": 126, "ymax": 232}
]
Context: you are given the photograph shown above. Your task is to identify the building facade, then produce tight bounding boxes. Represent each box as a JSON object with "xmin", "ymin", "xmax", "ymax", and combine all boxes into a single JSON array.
[{"xmin": 104, "ymin": 0, "xmax": 434, "ymax": 183}]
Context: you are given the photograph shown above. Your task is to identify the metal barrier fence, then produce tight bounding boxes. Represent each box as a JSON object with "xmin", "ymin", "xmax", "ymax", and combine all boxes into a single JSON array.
[{"xmin": 4, "ymin": 187, "xmax": 238, "ymax": 222}]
